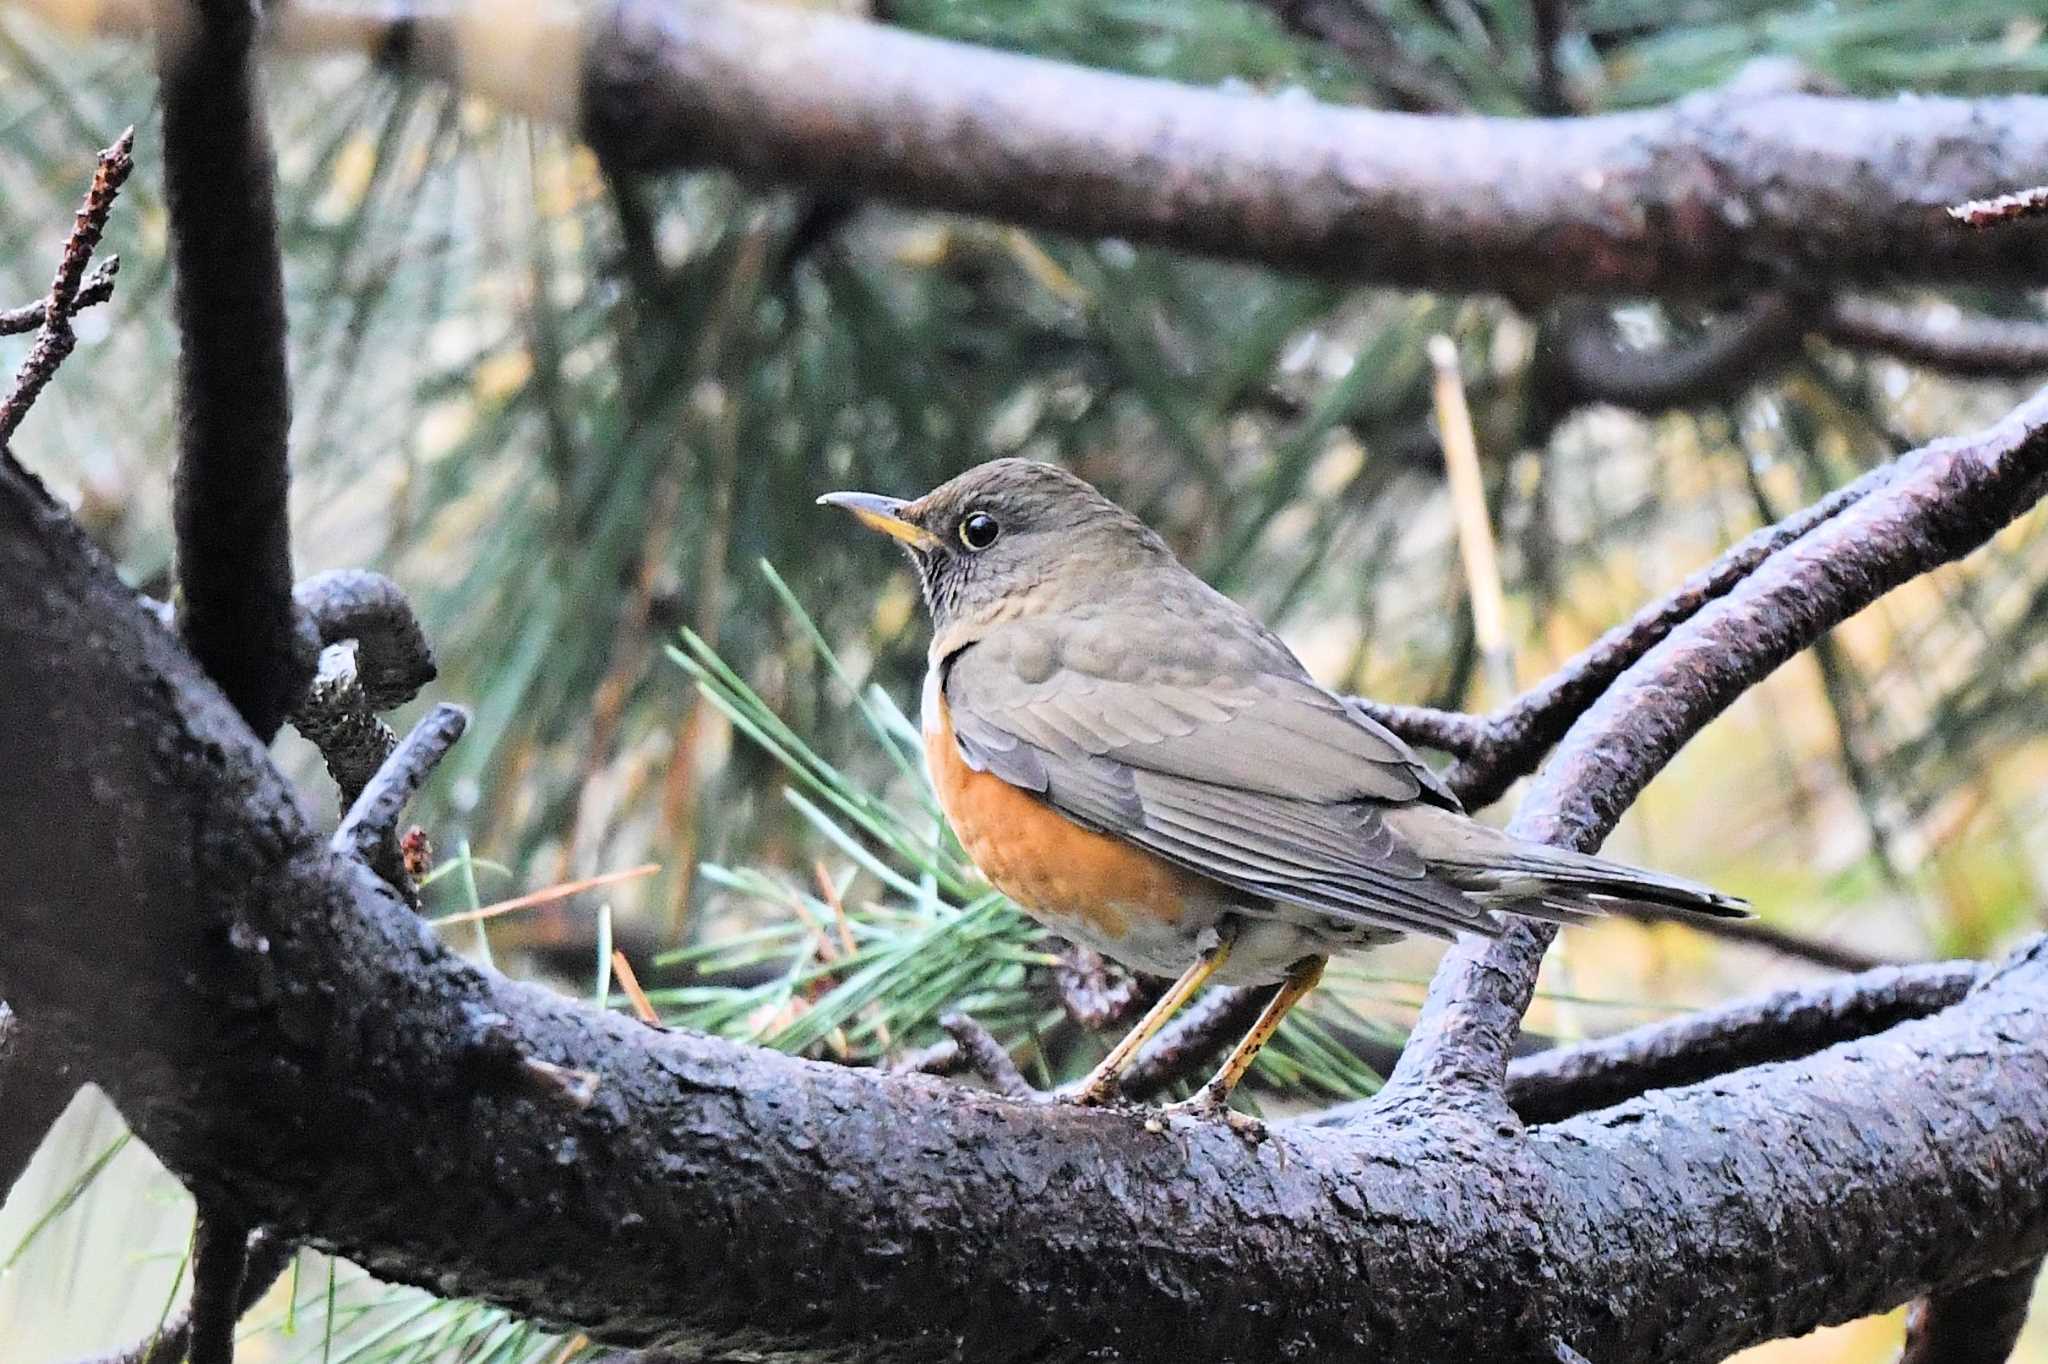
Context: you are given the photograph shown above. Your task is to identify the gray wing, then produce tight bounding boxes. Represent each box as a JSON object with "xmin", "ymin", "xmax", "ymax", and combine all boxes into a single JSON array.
[{"xmin": 942, "ymin": 620, "xmax": 1496, "ymax": 941}]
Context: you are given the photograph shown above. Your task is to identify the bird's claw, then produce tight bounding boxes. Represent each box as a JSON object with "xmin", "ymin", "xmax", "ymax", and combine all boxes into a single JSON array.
[{"xmin": 1163, "ymin": 1084, "xmax": 1267, "ymax": 1141}]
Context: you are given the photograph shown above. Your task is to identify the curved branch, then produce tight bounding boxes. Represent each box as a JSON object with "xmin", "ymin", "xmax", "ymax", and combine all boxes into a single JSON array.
[
  {"xmin": 1543, "ymin": 295, "xmax": 1811, "ymax": 412},
  {"xmin": 160, "ymin": 0, "xmax": 312, "ymax": 741},
  {"xmin": 1383, "ymin": 384, "xmax": 2048, "ymax": 1114},
  {"xmin": 1498, "ymin": 960, "xmax": 1979, "ymax": 1125},
  {"xmin": 5, "ymin": 442, "xmax": 2048, "ymax": 1363},
  {"xmin": 1440, "ymin": 455, "xmax": 1899, "ymax": 809},
  {"xmin": 1824, "ymin": 297, "xmax": 2048, "ymax": 377},
  {"xmin": 37, "ymin": 0, "xmax": 2035, "ymax": 300}
]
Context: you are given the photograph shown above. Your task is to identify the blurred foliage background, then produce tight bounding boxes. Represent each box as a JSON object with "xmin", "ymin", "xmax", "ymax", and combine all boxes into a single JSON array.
[{"xmin": 3, "ymin": 0, "xmax": 2048, "ymax": 1359}]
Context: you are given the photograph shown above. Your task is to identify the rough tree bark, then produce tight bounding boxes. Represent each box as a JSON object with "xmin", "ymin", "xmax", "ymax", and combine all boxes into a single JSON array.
[
  {"xmin": 4, "ymin": 391, "xmax": 2048, "ymax": 1361},
  {"xmin": 41, "ymin": 0, "xmax": 2048, "ymax": 302},
  {"xmin": 7, "ymin": 4, "xmax": 2048, "ymax": 1359}
]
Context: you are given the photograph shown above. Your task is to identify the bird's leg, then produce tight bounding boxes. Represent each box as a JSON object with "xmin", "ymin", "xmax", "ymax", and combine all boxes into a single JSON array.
[
  {"xmin": 1067, "ymin": 932, "xmax": 1234, "ymax": 1107},
  {"xmin": 1167, "ymin": 955, "xmax": 1327, "ymax": 1128}
]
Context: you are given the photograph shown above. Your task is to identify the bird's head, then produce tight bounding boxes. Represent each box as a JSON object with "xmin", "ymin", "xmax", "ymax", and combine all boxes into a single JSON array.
[{"xmin": 820, "ymin": 458, "xmax": 1172, "ymax": 634}]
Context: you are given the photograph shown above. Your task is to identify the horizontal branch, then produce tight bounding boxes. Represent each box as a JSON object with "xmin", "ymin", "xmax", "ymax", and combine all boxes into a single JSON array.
[
  {"xmin": 41, "ymin": 0, "xmax": 2048, "ymax": 301},
  {"xmin": 1498, "ymin": 960, "xmax": 1980, "ymax": 1125},
  {"xmin": 5, "ymin": 442, "xmax": 2048, "ymax": 1363},
  {"xmin": 1305, "ymin": 958, "xmax": 1980, "ymax": 1130},
  {"xmin": 1823, "ymin": 297, "xmax": 2048, "ymax": 377}
]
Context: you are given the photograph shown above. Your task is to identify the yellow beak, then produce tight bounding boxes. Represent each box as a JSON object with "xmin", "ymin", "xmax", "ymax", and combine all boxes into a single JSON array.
[{"xmin": 817, "ymin": 490, "xmax": 940, "ymax": 551}]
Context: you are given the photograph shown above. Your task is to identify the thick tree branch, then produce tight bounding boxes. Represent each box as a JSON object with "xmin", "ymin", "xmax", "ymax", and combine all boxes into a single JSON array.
[
  {"xmin": 1899, "ymin": 1261, "xmax": 2043, "ymax": 1364},
  {"xmin": 5, "ymin": 444, "xmax": 2048, "ymax": 1362},
  {"xmin": 42, "ymin": 0, "xmax": 2039, "ymax": 300},
  {"xmin": 82, "ymin": 1232, "xmax": 296, "ymax": 1364},
  {"xmin": 160, "ymin": 0, "xmax": 312, "ymax": 741},
  {"xmin": 1383, "ymin": 385, "xmax": 2048, "ymax": 1115},
  {"xmin": 0, "ymin": 1005, "xmax": 80, "ymax": 1202},
  {"xmin": 187, "ymin": 1208, "xmax": 252, "ymax": 1364}
]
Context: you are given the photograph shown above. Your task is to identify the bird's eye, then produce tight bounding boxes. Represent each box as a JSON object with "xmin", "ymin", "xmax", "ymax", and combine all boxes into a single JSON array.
[{"xmin": 958, "ymin": 511, "xmax": 1001, "ymax": 551}]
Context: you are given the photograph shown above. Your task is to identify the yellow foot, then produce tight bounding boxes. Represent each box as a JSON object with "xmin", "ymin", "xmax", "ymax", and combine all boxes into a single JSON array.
[
  {"xmin": 1059, "ymin": 1076, "xmax": 1123, "ymax": 1107},
  {"xmin": 1163, "ymin": 1085, "xmax": 1266, "ymax": 1140}
]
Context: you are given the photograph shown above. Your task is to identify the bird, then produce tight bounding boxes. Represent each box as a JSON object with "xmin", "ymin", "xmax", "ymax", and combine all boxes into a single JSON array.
[{"xmin": 821, "ymin": 458, "xmax": 1746, "ymax": 1123}]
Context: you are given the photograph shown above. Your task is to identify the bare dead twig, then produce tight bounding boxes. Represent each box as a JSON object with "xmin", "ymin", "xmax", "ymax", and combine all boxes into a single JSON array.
[
  {"xmin": 937, "ymin": 1013, "xmax": 1034, "ymax": 1099},
  {"xmin": 0, "ymin": 258, "xmax": 120, "ymax": 338},
  {"xmin": 0, "ymin": 130, "xmax": 133, "ymax": 451}
]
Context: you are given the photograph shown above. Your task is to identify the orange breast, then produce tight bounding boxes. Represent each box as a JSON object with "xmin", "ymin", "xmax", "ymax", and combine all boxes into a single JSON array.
[{"xmin": 925, "ymin": 692, "xmax": 1201, "ymax": 943}]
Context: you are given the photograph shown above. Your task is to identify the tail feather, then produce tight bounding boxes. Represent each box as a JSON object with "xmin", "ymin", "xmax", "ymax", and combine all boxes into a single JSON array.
[{"xmin": 1382, "ymin": 805, "xmax": 1751, "ymax": 921}]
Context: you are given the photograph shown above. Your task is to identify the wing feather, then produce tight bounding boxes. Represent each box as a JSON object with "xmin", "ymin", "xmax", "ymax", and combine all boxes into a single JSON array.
[{"xmin": 942, "ymin": 624, "xmax": 1490, "ymax": 942}]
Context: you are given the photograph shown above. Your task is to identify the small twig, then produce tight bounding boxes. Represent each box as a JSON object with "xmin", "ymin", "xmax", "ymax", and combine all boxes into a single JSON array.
[
  {"xmin": 332, "ymin": 704, "xmax": 468, "ymax": 886},
  {"xmin": 1949, "ymin": 186, "xmax": 2048, "ymax": 228},
  {"xmin": 1622, "ymin": 905, "xmax": 1890, "ymax": 973},
  {"xmin": 294, "ymin": 569, "xmax": 436, "ymax": 710},
  {"xmin": 1439, "ymin": 455, "xmax": 1896, "ymax": 810},
  {"xmin": 937, "ymin": 1012, "xmax": 1034, "ymax": 1099},
  {"xmin": 1343, "ymin": 698, "xmax": 1489, "ymax": 757},
  {"xmin": 521, "ymin": 1057, "xmax": 601, "ymax": 1109},
  {"xmin": 292, "ymin": 641, "xmax": 401, "ymax": 808},
  {"xmin": 889, "ymin": 1037, "xmax": 965, "ymax": 1078},
  {"xmin": 289, "ymin": 570, "xmax": 437, "ymax": 809},
  {"xmin": 0, "ymin": 130, "xmax": 134, "ymax": 450},
  {"xmin": 0, "ymin": 258, "xmax": 120, "ymax": 338}
]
